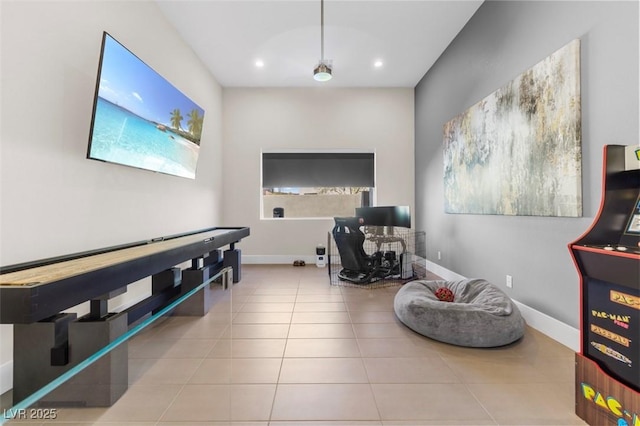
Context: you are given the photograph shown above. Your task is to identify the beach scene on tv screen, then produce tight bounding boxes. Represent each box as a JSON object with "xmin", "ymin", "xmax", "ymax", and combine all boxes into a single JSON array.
[{"xmin": 89, "ymin": 34, "xmax": 205, "ymax": 179}]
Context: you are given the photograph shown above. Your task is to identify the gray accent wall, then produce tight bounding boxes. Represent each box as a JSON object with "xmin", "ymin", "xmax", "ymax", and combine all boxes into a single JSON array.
[{"xmin": 415, "ymin": 1, "xmax": 638, "ymax": 328}]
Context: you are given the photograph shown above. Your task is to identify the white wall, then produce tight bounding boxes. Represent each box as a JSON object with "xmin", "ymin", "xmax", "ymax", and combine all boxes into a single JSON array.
[
  {"xmin": 0, "ymin": 0, "xmax": 224, "ymax": 391},
  {"xmin": 222, "ymin": 88, "xmax": 415, "ymax": 261}
]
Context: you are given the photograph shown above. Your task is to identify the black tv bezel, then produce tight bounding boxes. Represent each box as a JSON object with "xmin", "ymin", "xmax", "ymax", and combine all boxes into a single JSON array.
[{"xmin": 86, "ymin": 31, "xmax": 109, "ymax": 163}]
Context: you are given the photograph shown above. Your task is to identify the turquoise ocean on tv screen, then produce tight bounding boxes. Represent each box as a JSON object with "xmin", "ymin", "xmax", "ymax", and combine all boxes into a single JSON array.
[{"xmin": 89, "ymin": 97, "xmax": 199, "ymax": 179}]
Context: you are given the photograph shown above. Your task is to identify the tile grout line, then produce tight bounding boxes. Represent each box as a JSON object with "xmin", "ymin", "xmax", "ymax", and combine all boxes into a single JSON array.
[{"xmin": 344, "ymin": 287, "xmax": 387, "ymax": 424}]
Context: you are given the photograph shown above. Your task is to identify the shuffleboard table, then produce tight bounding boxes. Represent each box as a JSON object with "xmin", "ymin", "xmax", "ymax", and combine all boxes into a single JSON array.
[{"xmin": 0, "ymin": 226, "xmax": 249, "ymax": 406}]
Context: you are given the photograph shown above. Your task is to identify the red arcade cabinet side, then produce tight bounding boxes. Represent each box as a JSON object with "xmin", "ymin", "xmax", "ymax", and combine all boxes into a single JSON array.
[{"xmin": 569, "ymin": 144, "xmax": 640, "ymax": 426}]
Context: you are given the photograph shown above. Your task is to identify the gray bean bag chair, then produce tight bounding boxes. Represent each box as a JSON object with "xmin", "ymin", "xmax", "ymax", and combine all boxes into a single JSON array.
[{"xmin": 394, "ymin": 279, "xmax": 525, "ymax": 347}]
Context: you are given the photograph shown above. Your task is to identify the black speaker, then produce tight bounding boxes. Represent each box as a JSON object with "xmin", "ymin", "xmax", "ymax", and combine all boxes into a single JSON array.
[{"xmin": 360, "ymin": 191, "xmax": 370, "ymax": 207}]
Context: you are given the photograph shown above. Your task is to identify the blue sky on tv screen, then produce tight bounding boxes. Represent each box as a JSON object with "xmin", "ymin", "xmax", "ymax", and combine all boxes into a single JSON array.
[{"xmin": 97, "ymin": 34, "xmax": 204, "ymax": 127}]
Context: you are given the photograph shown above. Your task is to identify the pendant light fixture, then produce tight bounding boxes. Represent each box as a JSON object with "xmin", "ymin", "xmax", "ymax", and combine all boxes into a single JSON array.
[{"xmin": 313, "ymin": 0, "xmax": 332, "ymax": 82}]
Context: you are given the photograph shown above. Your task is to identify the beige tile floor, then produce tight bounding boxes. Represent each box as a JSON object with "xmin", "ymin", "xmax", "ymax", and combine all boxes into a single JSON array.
[{"xmin": 4, "ymin": 264, "xmax": 586, "ymax": 425}]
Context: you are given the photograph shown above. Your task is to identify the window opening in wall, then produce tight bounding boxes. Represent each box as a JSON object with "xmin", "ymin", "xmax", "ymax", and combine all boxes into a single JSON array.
[{"xmin": 261, "ymin": 152, "xmax": 375, "ymax": 219}]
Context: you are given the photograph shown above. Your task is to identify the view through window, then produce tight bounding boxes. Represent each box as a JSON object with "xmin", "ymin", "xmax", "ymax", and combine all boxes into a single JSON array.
[{"xmin": 263, "ymin": 187, "xmax": 372, "ymax": 219}]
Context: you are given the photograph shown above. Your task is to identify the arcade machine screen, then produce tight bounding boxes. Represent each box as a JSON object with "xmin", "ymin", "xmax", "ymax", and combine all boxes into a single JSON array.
[{"xmin": 624, "ymin": 196, "xmax": 640, "ymax": 235}]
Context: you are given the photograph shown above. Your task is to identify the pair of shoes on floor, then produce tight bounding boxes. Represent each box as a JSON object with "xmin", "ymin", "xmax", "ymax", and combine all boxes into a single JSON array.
[{"xmin": 293, "ymin": 260, "xmax": 306, "ymax": 266}]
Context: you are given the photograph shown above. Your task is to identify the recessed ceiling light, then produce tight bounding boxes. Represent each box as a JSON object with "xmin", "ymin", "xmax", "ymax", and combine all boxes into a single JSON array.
[
  {"xmin": 255, "ymin": 60, "xmax": 264, "ymax": 68},
  {"xmin": 374, "ymin": 60, "xmax": 383, "ymax": 68}
]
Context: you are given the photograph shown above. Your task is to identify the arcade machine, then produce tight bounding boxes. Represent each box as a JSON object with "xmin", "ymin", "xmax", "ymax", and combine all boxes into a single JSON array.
[{"xmin": 569, "ymin": 145, "xmax": 639, "ymax": 426}]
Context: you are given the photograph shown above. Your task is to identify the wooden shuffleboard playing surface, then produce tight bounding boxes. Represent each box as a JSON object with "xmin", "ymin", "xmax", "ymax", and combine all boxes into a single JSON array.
[
  {"xmin": 0, "ymin": 229, "xmax": 232, "ymax": 287},
  {"xmin": 0, "ymin": 227, "xmax": 249, "ymax": 324}
]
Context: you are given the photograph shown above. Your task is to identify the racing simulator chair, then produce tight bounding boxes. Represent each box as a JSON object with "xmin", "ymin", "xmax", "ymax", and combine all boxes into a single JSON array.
[{"xmin": 332, "ymin": 216, "xmax": 402, "ymax": 284}]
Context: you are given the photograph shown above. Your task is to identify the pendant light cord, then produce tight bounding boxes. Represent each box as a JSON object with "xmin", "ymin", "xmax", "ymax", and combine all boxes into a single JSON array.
[{"xmin": 320, "ymin": 0, "xmax": 325, "ymax": 61}]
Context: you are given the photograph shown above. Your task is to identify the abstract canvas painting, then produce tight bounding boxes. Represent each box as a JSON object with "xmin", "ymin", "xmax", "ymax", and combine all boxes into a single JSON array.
[{"xmin": 443, "ymin": 39, "xmax": 582, "ymax": 217}]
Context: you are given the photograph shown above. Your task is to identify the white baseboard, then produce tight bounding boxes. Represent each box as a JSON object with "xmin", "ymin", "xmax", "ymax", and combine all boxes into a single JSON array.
[
  {"xmin": 514, "ymin": 301, "xmax": 580, "ymax": 352},
  {"xmin": 0, "ymin": 361, "xmax": 12, "ymax": 395},
  {"xmin": 243, "ymin": 255, "xmax": 318, "ymax": 265},
  {"xmin": 422, "ymin": 259, "xmax": 467, "ymax": 281},
  {"xmin": 423, "ymin": 259, "xmax": 579, "ymax": 351}
]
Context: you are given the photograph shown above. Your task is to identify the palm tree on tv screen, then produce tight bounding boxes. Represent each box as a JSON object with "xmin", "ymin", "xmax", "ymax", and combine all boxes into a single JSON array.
[
  {"xmin": 170, "ymin": 108, "xmax": 183, "ymax": 131},
  {"xmin": 187, "ymin": 109, "xmax": 203, "ymax": 142}
]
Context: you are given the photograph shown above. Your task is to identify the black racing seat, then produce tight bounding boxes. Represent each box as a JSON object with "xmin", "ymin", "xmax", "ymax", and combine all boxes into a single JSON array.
[
  {"xmin": 332, "ymin": 217, "xmax": 399, "ymax": 284},
  {"xmin": 332, "ymin": 217, "xmax": 371, "ymax": 273}
]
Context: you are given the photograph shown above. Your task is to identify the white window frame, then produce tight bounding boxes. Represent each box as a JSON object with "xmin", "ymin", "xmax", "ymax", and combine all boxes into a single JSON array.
[{"xmin": 260, "ymin": 149, "xmax": 376, "ymax": 220}]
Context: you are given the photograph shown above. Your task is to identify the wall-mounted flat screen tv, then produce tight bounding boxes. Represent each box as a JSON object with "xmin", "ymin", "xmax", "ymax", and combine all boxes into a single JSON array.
[{"xmin": 87, "ymin": 32, "xmax": 205, "ymax": 179}]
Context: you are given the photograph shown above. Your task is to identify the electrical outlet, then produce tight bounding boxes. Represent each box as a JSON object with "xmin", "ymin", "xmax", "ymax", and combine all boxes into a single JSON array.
[
  {"xmin": 506, "ymin": 275, "xmax": 513, "ymax": 288},
  {"xmin": 437, "ymin": 251, "xmax": 442, "ymax": 260}
]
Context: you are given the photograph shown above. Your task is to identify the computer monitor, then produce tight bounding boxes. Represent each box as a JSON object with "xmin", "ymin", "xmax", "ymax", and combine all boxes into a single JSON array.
[{"xmin": 355, "ymin": 206, "xmax": 411, "ymax": 228}]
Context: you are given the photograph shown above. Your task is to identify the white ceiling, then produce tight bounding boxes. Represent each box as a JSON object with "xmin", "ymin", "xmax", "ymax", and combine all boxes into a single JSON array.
[{"xmin": 156, "ymin": 0, "xmax": 484, "ymax": 88}]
